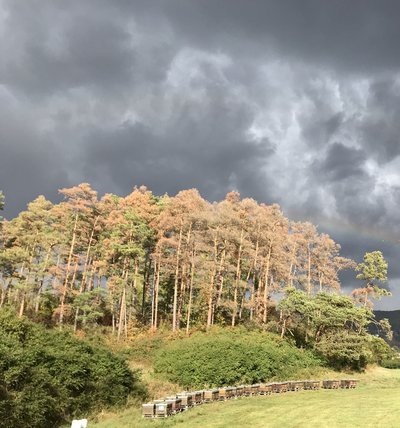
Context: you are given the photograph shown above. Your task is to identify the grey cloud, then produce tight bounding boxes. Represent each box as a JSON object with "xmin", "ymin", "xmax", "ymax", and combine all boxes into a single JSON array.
[
  {"xmin": 0, "ymin": 105, "xmax": 69, "ymax": 219},
  {"xmin": 316, "ymin": 143, "xmax": 367, "ymax": 182},
  {"xmin": 81, "ymin": 92, "xmax": 274, "ymax": 204},
  {"xmin": 360, "ymin": 79, "xmax": 400, "ymax": 163},
  {"xmin": 0, "ymin": 1, "xmax": 173, "ymax": 98},
  {"xmin": 161, "ymin": 0, "xmax": 400, "ymax": 74}
]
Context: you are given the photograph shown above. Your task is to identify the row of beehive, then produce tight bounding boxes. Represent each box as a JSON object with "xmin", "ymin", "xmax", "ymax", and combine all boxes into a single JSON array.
[{"xmin": 142, "ymin": 379, "xmax": 357, "ymax": 418}]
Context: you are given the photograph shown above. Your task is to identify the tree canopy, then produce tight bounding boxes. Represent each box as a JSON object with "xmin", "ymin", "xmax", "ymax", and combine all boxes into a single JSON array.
[
  {"xmin": 352, "ymin": 251, "xmax": 390, "ymax": 307},
  {"xmin": 0, "ymin": 183, "xmax": 391, "ymax": 344}
]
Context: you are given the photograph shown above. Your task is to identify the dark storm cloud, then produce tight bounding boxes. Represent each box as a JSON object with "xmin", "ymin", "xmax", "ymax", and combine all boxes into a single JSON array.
[
  {"xmin": 1, "ymin": 0, "xmax": 400, "ymax": 307},
  {"xmin": 0, "ymin": 98, "xmax": 69, "ymax": 218},
  {"xmin": 360, "ymin": 78, "xmax": 400, "ymax": 163},
  {"xmin": 82, "ymin": 80, "xmax": 275, "ymax": 203},
  {"xmin": 161, "ymin": 0, "xmax": 400, "ymax": 73},
  {"xmin": 316, "ymin": 143, "xmax": 367, "ymax": 182}
]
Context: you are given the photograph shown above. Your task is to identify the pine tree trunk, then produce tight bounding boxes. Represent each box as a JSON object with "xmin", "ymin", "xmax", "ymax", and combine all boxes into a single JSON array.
[
  {"xmin": 117, "ymin": 286, "xmax": 126, "ymax": 341},
  {"xmin": 35, "ymin": 247, "xmax": 51, "ymax": 314},
  {"xmin": 232, "ymin": 228, "xmax": 244, "ymax": 327},
  {"xmin": 81, "ymin": 216, "xmax": 99, "ymax": 290},
  {"xmin": 18, "ymin": 295, "xmax": 25, "ymax": 318},
  {"xmin": 249, "ymin": 234, "xmax": 259, "ymax": 321},
  {"xmin": 177, "ymin": 225, "xmax": 192, "ymax": 327},
  {"xmin": 132, "ymin": 259, "xmax": 139, "ymax": 318},
  {"xmin": 177, "ymin": 262, "xmax": 187, "ymax": 328},
  {"xmin": 141, "ymin": 252, "xmax": 151, "ymax": 321},
  {"xmin": 186, "ymin": 248, "xmax": 196, "ymax": 335},
  {"xmin": 214, "ymin": 245, "xmax": 226, "ymax": 323},
  {"xmin": 288, "ymin": 242, "xmax": 297, "ymax": 287},
  {"xmin": 262, "ymin": 243, "xmax": 272, "ymax": 324},
  {"xmin": 153, "ymin": 257, "xmax": 161, "ymax": 330},
  {"xmin": 59, "ymin": 213, "xmax": 78, "ymax": 328},
  {"xmin": 172, "ymin": 221, "xmax": 183, "ymax": 332},
  {"xmin": 207, "ymin": 234, "xmax": 219, "ymax": 329}
]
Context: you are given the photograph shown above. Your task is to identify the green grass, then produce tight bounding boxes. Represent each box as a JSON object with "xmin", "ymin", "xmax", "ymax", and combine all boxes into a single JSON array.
[{"xmin": 90, "ymin": 368, "xmax": 400, "ymax": 428}]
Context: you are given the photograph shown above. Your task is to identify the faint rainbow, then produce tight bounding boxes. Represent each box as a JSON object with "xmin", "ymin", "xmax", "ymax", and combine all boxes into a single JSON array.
[{"xmin": 314, "ymin": 217, "xmax": 399, "ymax": 246}]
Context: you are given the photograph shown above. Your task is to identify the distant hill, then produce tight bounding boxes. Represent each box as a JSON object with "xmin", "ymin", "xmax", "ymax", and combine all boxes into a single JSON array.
[{"xmin": 373, "ymin": 310, "xmax": 400, "ymax": 347}]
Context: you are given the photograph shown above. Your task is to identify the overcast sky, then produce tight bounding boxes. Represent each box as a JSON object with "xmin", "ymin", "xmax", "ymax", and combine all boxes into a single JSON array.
[{"xmin": 1, "ymin": 1, "xmax": 400, "ymax": 309}]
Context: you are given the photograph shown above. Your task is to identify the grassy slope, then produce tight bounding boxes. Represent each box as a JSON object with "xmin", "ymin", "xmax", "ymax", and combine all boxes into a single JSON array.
[{"xmin": 91, "ymin": 367, "xmax": 400, "ymax": 428}]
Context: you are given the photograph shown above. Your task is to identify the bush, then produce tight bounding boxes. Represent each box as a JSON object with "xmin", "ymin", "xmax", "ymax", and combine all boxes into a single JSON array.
[
  {"xmin": 154, "ymin": 328, "xmax": 322, "ymax": 388},
  {"xmin": 380, "ymin": 358, "xmax": 400, "ymax": 369},
  {"xmin": 315, "ymin": 332, "xmax": 395, "ymax": 370},
  {"xmin": 368, "ymin": 336, "xmax": 396, "ymax": 365},
  {"xmin": 0, "ymin": 309, "xmax": 145, "ymax": 428},
  {"xmin": 315, "ymin": 332, "xmax": 371, "ymax": 370}
]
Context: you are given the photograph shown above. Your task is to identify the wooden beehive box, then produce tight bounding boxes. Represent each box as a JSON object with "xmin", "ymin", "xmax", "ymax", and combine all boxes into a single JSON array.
[
  {"xmin": 218, "ymin": 387, "xmax": 229, "ymax": 400},
  {"xmin": 304, "ymin": 380, "xmax": 320, "ymax": 390},
  {"xmin": 142, "ymin": 403, "xmax": 155, "ymax": 418},
  {"xmin": 311, "ymin": 380, "xmax": 320, "ymax": 390},
  {"xmin": 340, "ymin": 379, "xmax": 358, "ymax": 389},
  {"xmin": 251, "ymin": 384, "xmax": 260, "ymax": 395},
  {"xmin": 270, "ymin": 382, "xmax": 279, "ymax": 393},
  {"xmin": 194, "ymin": 390, "xmax": 204, "ymax": 404},
  {"xmin": 236, "ymin": 385, "xmax": 244, "ymax": 397},
  {"xmin": 243, "ymin": 385, "xmax": 252, "ymax": 396},
  {"xmin": 204, "ymin": 389, "xmax": 219, "ymax": 402},
  {"xmin": 155, "ymin": 401, "xmax": 172, "ymax": 418},
  {"xmin": 323, "ymin": 380, "xmax": 340, "ymax": 389},
  {"xmin": 259, "ymin": 384, "xmax": 272, "ymax": 395},
  {"xmin": 281, "ymin": 382, "xmax": 288, "ymax": 393},
  {"xmin": 273, "ymin": 382, "xmax": 288, "ymax": 393},
  {"xmin": 295, "ymin": 381, "xmax": 305, "ymax": 390},
  {"xmin": 177, "ymin": 393, "xmax": 193, "ymax": 408},
  {"xmin": 229, "ymin": 386, "xmax": 237, "ymax": 398},
  {"xmin": 349, "ymin": 379, "xmax": 358, "ymax": 388},
  {"xmin": 165, "ymin": 397, "xmax": 182, "ymax": 413}
]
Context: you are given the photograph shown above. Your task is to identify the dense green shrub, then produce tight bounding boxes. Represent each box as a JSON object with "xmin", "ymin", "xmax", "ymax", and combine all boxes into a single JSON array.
[
  {"xmin": 314, "ymin": 332, "xmax": 371, "ymax": 370},
  {"xmin": 380, "ymin": 358, "xmax": 400, "ymax": 369},
  {"xmin": 0, "ymin": 309, "xmax": 145, "ymax": 428},
  {"xmin": 368, "ymin": 335, "xmax": 396, "ymax": 364},
  {"xmin": 315, "ymin": 332, "xmax": 395, "ymax": 370},
  {"xmin": 154, "ymin": 329, "xmax": 322, "ymax": 388}
]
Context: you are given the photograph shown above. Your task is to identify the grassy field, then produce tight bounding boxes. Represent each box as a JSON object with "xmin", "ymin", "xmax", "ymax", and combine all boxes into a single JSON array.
[{"xmin": 90, "ymin": 367, "xmax": 400, "ymax": 428}]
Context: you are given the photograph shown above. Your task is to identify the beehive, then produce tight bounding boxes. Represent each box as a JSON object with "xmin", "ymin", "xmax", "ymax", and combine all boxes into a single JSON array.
[
  {"xmin": 273, "ymin": 382, "xmax": 288, "ymax": 393},
  {"xmin": 323, "ymin": 380, "xmax": 340, "ymax": 389},
  {"xmin": 155, "ymin": 401, "xmax": 172, "ymax": 418},
  {"xmin": 165, "ymin": 397, "xmax": 182, "ymax": 413},
  {"xmin": 177, "ymin": 393, "xmax": 193, "ymax": 409},
  {"xmin": 235, "ymin": 385, "xmax": 244, "ymax": 397},
  {"xmin": 243, "ymin": 385, "xmax": 252, "ymax": 396},
  {"xmin": 304, "ymin": 380, "xmax": 320, "ymax": 390},
  {"xmin": 259, "ymin": 384, "xmax": 272, "ymax": 395},
  {"xmin": 142, "ymin": 403, "xmax": 155, "ymax": 418},
  {"xmin": 218, "ymin": 387, "xmax": 230, "ymax": 400},
  {"xmin": 192, "ymin": 390, "xmax": 204, "ymax": 404},
  {"xmin": 204, "ymin": 389, "xmax": 219, "ymax": 402},
  {"xmin": 250, "ymin": 384, "xmax": 260, "ymax": 395},
  {"xmin": 340, "ymin": 379, "xmax": 358, "ymax": 389},
  {"xmin": 270, "ymin": 382, "xmax": 279, "ymax": 393}
]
